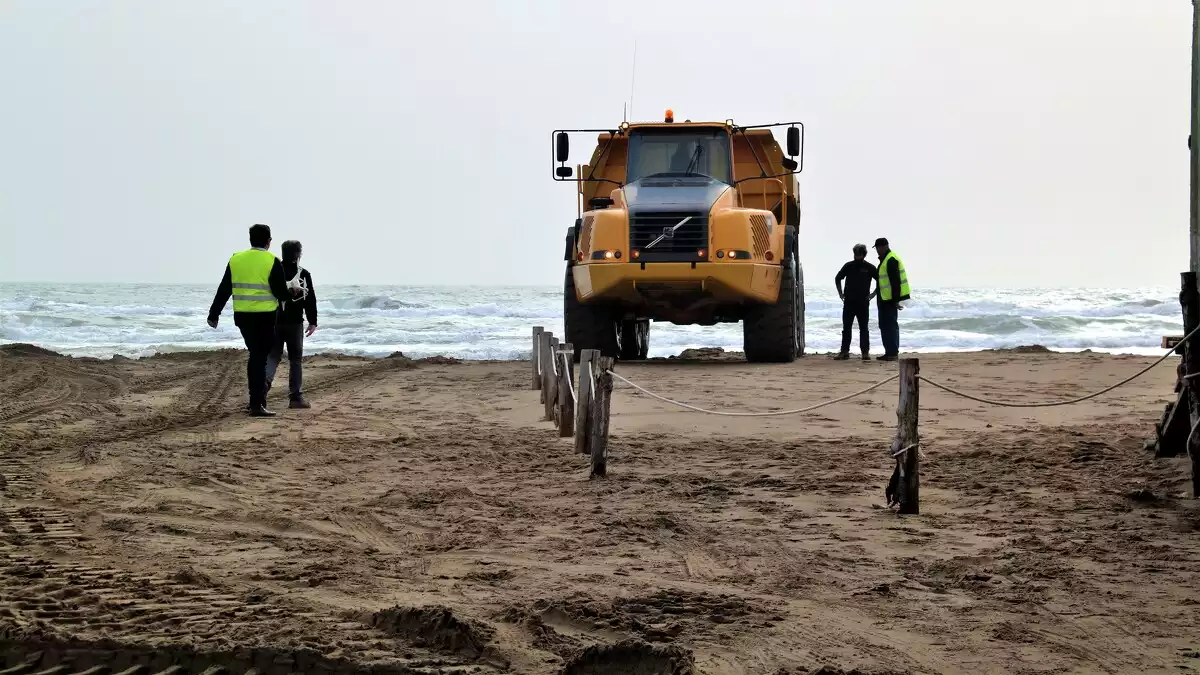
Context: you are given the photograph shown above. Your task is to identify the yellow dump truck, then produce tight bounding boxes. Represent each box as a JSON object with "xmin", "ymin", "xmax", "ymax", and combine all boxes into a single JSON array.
[{"xmin": 553, "ymin": 112, "xmax": 806, "ymax": 362}]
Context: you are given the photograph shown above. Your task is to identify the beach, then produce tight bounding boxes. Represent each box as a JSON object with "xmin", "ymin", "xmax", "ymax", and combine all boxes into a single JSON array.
[{"xmin": 2, "ymin": 343, "xmax": 1199, "ymax": 673}]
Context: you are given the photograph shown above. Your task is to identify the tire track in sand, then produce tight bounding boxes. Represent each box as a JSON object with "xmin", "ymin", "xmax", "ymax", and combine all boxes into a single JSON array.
[
  {"xmin": 0, "ymin": 509, "xmax": 504, "ymax": 674},
  {"xmin": 0, "ymin": 359, "xmax": 127, "ymax": 427},
  {"xmin": 0, "ymin": 638, "xmax": 433, "ymax": 675},
  {"xmin": 68, "ymin": 354, "xmax": 243, "ymax": 445},
  {"xmin": 84, "ymin": 354, "xmax": 412, "ymax": 446},
  {"xmin": 0, "ymin": 380, "xmax": 76, "ymax": 425}
]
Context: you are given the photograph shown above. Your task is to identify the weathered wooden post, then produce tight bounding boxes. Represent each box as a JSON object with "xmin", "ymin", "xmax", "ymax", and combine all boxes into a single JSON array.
[
  {"xmin": 538, "ymin": 330, "xmax": 552, "ymax": 404},
  {"xmin": 1157, "ymin": 276, "xmax": 1199, "ymax": 457},
  {"xmin": 575, "ymin": 350, "xmax": 597, "ymax": 455},
  {"xmin": 544, "ymin": 336, "xmax": 560, "ymax": 423},
  {"xmin": 532, "ymin": 326, "xmax": 544, "ymax": 391},
  {"xmin": 886, "ymin": 358, "xmax": 920, "ymax": 514},
  {"xmin": 589, "ymin": 356, "xmax": 614, "ymax": 478},
  {"xmin": 1185, "ymin": 272, "xmax": 1200, "ymax": 498},
  {"xmin": 557, "ymin": 343, "xmax": 574, "ymax": 438},
  {"xmin": 1186, "ymin": 0, "xmax": 1200, "ymax": 495}
]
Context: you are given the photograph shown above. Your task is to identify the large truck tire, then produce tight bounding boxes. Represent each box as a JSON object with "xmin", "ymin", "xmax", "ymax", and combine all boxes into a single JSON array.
[
  {"xmin": 619, "ymin": 319, "xmax": 650, "ymax": 361},
  {"xmin": 797, "ymin": 263, "xmax": 807, "ymax": 356},
  {"xmin": 564, "ymin": 265, "xmax": 619, "ymax": 360},
  {"xmin": 743, "ymin": 256, "xmax": 801, "ymax": 363}
]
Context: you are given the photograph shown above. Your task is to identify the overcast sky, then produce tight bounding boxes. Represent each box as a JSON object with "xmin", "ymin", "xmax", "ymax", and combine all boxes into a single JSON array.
[{"xmin": 0, "ymin": 0, "xmax": 1190, "ymax": 288}]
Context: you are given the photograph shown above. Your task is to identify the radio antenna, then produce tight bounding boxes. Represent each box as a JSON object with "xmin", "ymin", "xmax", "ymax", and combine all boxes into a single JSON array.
[{"xmin": 628, "ymin": 39, "xmax": 637, "ymax": 121}]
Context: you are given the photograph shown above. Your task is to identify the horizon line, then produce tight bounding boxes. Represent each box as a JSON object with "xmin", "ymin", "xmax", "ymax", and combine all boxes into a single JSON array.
[{"xmin": 0, "ymin": 280, "xmax": 1180, "ymax": 292}]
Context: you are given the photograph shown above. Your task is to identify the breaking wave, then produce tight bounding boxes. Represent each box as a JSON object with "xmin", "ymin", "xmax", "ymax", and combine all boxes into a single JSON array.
[{"xmin": 0, "ymin": 283, "xmax": 1180, "ymax": 359}]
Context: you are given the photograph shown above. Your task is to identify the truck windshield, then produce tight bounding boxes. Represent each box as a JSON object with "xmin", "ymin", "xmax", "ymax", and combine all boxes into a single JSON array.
[{"xmin": 626, "ymin": 128, "xmax": 732, "ymax": 185}]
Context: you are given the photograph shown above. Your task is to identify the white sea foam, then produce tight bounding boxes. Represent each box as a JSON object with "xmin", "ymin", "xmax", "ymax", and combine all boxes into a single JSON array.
[{"xmin": 0, "ymin": 283, "xmax": 1180, "ymax": 359}]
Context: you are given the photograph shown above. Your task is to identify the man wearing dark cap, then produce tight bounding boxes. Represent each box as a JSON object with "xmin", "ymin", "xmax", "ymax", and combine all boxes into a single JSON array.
[
  {"xmin": 206, "ymin": 224, "xmax": 297, "ymax": 417},
  {"xmin": 833, "ymin": 244, "xmax": 876, "ymax": 361},
  {"xmin": 873, "ymin": 237, "xmax": 910, "ymax": 362}
]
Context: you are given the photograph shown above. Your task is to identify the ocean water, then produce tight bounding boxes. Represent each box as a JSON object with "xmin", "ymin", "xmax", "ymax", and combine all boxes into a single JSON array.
[{"xmin": 0, "ymin": 283, "xmax": 1182, "ymax": 360}]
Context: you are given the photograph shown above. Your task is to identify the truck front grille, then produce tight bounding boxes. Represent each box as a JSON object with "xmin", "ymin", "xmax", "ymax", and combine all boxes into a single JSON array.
[{"xmin": 629, "ymin": 210, "xmax": 709, "ymax": 262}]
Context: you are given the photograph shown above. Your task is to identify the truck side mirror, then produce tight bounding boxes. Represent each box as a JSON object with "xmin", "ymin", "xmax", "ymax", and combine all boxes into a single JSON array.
[
  {"xmin": 786, "ymin": 126, "xmax": 801, "ymax": 157},
  {"xmin": 556, "ymin": 166, "xmax": 573, "ymax": 178},
  {"xmin": 556, "ymin": 132, "xmax": 570, "ymax": 163}
]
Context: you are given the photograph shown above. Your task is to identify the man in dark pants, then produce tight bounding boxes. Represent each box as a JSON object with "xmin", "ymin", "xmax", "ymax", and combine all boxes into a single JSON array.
[
  {"xmin": 873, "ymin": 237, "xmax": 910, "ymax": 362},
  {"xmin": 265, "ymin": 240, "xmax": 318, "ymax": 409},
  {"xmin": 206, "ymin": 224, "xmax": 295, "ymax": 417},
  {"xmin": 833, "ymin": 243, "xmax": 877, "ymax": 361}
]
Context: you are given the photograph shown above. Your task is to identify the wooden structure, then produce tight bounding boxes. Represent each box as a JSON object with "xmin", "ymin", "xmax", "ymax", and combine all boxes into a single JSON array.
[
  {"xmin": 1154, "ymin": 2, "xmax": 1200, "ymax": 496},
  {"xmin": 574, "ymin": 350, "xmax": 596, "ymax": 455},
  {"xmin": 887, "ymin": 358, "xmax": 920, "ymax": 514},
  {"xmin": 532, "ymin": 326, "xmax": 544, "ymax": 391},
  {"xmin": 1156, "ymin": 275, "xmax": 1198, "ymax": 460},
  {"xmin": 557, "ymin": 343, "xmax": 574, "ymax": 437},
  {"xmin": 588, "ymin": 357, "xmax": 614, "ymax": 477},
  {"xmin": 529, "ymin": 334, "xmax": 613, "ymax": 478},
  {"xmin": 1186, "ymin": 273, "xmax": 1200, "ymax": 497}
]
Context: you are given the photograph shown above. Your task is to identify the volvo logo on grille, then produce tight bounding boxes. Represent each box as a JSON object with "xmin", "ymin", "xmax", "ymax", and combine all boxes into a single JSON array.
[{"xmin": 645, "ymin": 216, "xmax": 692, "ymax": 249}]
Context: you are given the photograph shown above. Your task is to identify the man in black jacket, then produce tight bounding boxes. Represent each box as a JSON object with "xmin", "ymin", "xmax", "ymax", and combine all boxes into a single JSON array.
[
  {"xmin": 207, "ymin": 224, "xmax": 296, "ymax": 417},
  {"xmin": 833, "ymin": 243, "xmax": 877, "ymax": 361},
  {"xmin": 265, "ymin": 240, "xmax": 318, "ymax": 409}
]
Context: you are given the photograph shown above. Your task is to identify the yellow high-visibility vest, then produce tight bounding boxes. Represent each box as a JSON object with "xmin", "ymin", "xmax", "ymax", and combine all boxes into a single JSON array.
[
  {"xmin": 229, "ymin": 248, "xmax": 279, "ymax": 313},
  {"xmin": 878, "ymin": 251, "xmax": 910, "ymax": 302}
]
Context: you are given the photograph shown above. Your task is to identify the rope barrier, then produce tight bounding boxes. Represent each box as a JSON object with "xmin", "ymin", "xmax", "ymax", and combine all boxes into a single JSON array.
[
  {"xmin": 917, "ymin": 324, "xmax": 1200, "ymax": 408},
  {"xmin": 561, "ymin": 351, "xmax": 576, "ymax": 403},
  {"xmin": 608, "ymin": 371, "xmax": 899, "ymax": 417}
]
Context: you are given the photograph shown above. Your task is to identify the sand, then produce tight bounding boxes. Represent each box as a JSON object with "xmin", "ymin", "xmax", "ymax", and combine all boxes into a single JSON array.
[{"xmin": 2, "ymin": 343, "xmax": 1199, "ymax": 674}]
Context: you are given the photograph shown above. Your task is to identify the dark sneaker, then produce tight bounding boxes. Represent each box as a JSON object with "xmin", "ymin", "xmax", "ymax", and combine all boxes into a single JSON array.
[
  {"xmin": 875, "ymin": 354, "xmax": 899, "ymax": 362},
  {"xmin": 289, "ymin": 398, "xmax": 311, "ymax": 409},
  {"xmin": 249, "ymin": 405, "xmax": 276, "ymax": 417},
  {"xmin": 832, "ymin": 352, "xmax": 850, "ymax": 361},
  {"xmin": 861, "ymin": 354, "xmax": 871, "ymax": 361}
]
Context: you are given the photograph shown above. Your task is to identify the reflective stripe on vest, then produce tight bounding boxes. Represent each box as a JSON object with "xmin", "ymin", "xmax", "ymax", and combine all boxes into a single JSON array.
[
  {"xmin": 877, "ymin": 251, "xmax": 911, "ymax": 302},
  {"xmin": 229, "ymin": 249, "xmax": 279, "ymax": 313}
]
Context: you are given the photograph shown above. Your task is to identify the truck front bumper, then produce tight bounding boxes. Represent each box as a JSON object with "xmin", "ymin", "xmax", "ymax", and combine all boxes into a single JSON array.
[{"xmin": 573, "ymin": 262, "xmax": 782, "ymax": 305}]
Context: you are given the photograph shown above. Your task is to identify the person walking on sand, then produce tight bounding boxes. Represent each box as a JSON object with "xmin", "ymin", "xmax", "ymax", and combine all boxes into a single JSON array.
[
  {"xmin": 833, "ymin": 243, "xmax": 877, "ymax": 361},
  {"xmin": 265, "ymin": 240, "xmax": 317, "ymax": 409},
  {"xmin": 873, "ymin": 237, "xmax": 910, "ymax": 362},
  {"xmin": 207, "ymin": 224, "xmax": 298, "ymax": 417}
]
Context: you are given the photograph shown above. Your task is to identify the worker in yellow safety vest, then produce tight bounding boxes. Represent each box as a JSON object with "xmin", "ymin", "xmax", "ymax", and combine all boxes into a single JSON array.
[
  {"xmin": 873, "ymin": 237, "xmax": 910, "ymax": 362},
  {"xmin": 206, "ymin": 224, "xmax": 297, "ymax": 417}
]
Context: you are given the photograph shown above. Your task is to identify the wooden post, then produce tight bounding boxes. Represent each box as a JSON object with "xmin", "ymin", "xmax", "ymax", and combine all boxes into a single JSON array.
[
  {"xmin": 575, "ymin": 350, "xmax": 597, "ymax": 455},
  {"xmin": 532, "ymin": 326, "xmax": 544, "ymax": 391},
  {"xmin": 1155, "ymin": 275, "xmax": 1199, "ymax": 457},
  {"xmin": 1191, "ymin": 0, "xmax": 1200, "ymax": 275},
  {"xmin": 1154, "ymin": 387, "xmax": 1190, "ymax": 458},
  {"xmin": 886, "ymin": 358, "xmax": 920, "ymax": 514},
  {"xmin": 1185, "ymin": 272, "xmax": 1200, "ymax": 498},
  {"xmin": 557, "ymin": 343, "xmax": 574, "ymax": 438},
  {"xmin": 589, "ymin": 356, "xmax": 614, "ymax": 478},
  {"xmin": 544, "ymin": 336, "xmax": 559, "ymax": 422},
  {"xmin": 538, "ymin": 330, "xmax": 551, "ymax": 404}
]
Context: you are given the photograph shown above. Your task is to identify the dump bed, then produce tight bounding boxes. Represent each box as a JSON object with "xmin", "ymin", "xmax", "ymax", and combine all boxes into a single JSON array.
[{"xmin": 577, "ymin": 125, "xmax": 799, "ymax": 225}]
